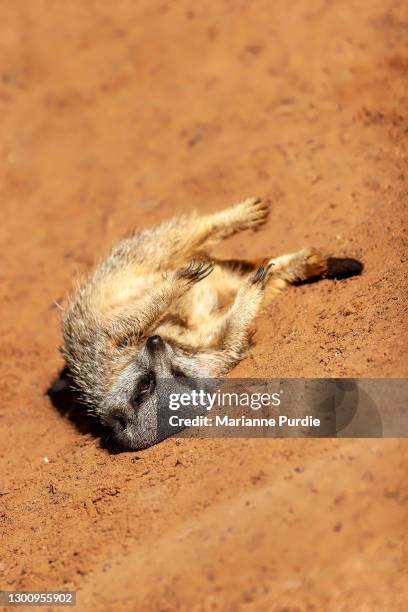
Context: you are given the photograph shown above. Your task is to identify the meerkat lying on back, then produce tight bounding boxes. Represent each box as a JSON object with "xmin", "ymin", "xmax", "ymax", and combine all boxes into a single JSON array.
[{"xmin": 62, "ymin": 197, "xmax": 362, "ymax": 449}]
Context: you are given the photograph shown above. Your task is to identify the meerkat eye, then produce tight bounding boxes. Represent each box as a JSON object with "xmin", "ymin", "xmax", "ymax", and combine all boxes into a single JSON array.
[
  {"xmin": 172, "ymin": 368, "xmax": 186, "ymax": 378},
  {"xmin": 115, "ymin": 415, "xmax": 127, "ymax": 429},
  {"xmin": 138, "ymin": 373, "xmax": 155, "ymax": 395}
]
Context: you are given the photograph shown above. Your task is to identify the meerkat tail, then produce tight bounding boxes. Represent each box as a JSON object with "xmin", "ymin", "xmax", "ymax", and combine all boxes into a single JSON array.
[
  {"xmin": 266, "ymin": 248, "xmax": 362, "ymax": 284},
  {"xmin": 324, "ymin": 256, "xmax": 363, "ymax": 279}
]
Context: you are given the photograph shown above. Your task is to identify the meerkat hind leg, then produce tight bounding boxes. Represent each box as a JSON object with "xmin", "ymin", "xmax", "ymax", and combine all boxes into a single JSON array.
[
  {"xmin": 212, "ymin": 248, "xmax": 327, "ymax": 283},
  {"xmin": 268, "ymin": 248, "xmax": 327, "ymax": 283},
  {"xmin": 170, "ymin": 196, "xmax": 271, "ymax": 261},
  {"xmin": 103, "ymin": 197, "xmax": 270, "ymax": 273},
  {"xmin": 267, "ymin": 248, "xmax": 363, "ymax": 283}
]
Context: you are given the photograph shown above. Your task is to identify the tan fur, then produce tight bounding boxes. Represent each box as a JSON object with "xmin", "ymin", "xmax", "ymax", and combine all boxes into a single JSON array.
[{"xmin": 60, "ymin": 197, "xmax": 361, "ymax": 448}]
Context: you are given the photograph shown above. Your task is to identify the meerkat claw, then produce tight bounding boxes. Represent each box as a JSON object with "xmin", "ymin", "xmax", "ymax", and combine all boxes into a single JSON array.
[
  {"xmin": 251, "ymin": 260, "xmax": 274, "ymax": 285},
  {"xmin": 185, "ymin": 259, "xmax": 196, "ymax": 274},
  {"xmin": 178, "ymin": 259, "xmax": 214, "ymax": 284}
]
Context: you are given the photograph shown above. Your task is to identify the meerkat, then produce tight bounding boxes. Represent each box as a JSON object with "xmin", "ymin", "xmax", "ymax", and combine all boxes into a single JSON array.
[{"xmin": 61, "ymin": 197, "xmax": 362, "ymax": 449}]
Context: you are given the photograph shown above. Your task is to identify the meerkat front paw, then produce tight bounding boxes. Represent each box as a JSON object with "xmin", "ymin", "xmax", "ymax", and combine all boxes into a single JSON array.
[
  {"xmin": 176, "ymin": 258, "xmax": 214, "ymax": 284},
  {"xmin": 234, "ymin": 197, "xmax": 271, "ymax": 231}
]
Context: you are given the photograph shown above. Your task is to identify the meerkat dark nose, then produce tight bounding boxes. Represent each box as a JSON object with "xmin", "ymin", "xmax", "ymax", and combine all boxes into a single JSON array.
[{"xmin": 146, "ymin": 335, "xmax": 164, "ymax": 351}]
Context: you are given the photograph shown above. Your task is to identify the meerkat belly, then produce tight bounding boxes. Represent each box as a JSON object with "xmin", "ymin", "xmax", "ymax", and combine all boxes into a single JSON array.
[
  {"xmin": 92, "ymin": 262, "xmax": 242, "ymax": 332},
  {"xmin": 188, "ymin": 282, "xmax": 220, "ymax": 325},
  {"xmin": 177, "ymin": 265, "xmax": 241, "ymax": 329}
]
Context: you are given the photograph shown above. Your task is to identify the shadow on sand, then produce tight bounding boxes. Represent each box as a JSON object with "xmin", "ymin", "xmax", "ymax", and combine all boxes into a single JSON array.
[{"xmin": 46, "ymin": 367, "xmax": 123, "ymax": 453}]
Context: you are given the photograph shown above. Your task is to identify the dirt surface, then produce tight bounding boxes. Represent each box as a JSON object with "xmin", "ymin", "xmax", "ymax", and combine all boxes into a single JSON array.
[{"xmin": 1, "ymin": 1, "xmax": 408, "ymax": 610}]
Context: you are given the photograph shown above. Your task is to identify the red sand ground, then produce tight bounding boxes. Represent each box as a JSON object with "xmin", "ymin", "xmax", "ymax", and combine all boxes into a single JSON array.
[{"xmin": 1, "ymin": 1, "xmax": 407, "ymax": 610}]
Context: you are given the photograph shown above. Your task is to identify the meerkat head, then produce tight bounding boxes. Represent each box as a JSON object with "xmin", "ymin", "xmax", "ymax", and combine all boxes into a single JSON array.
[{"xmin": 99, "ymin": 335, "xmax": 210, "ymax": 450}]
